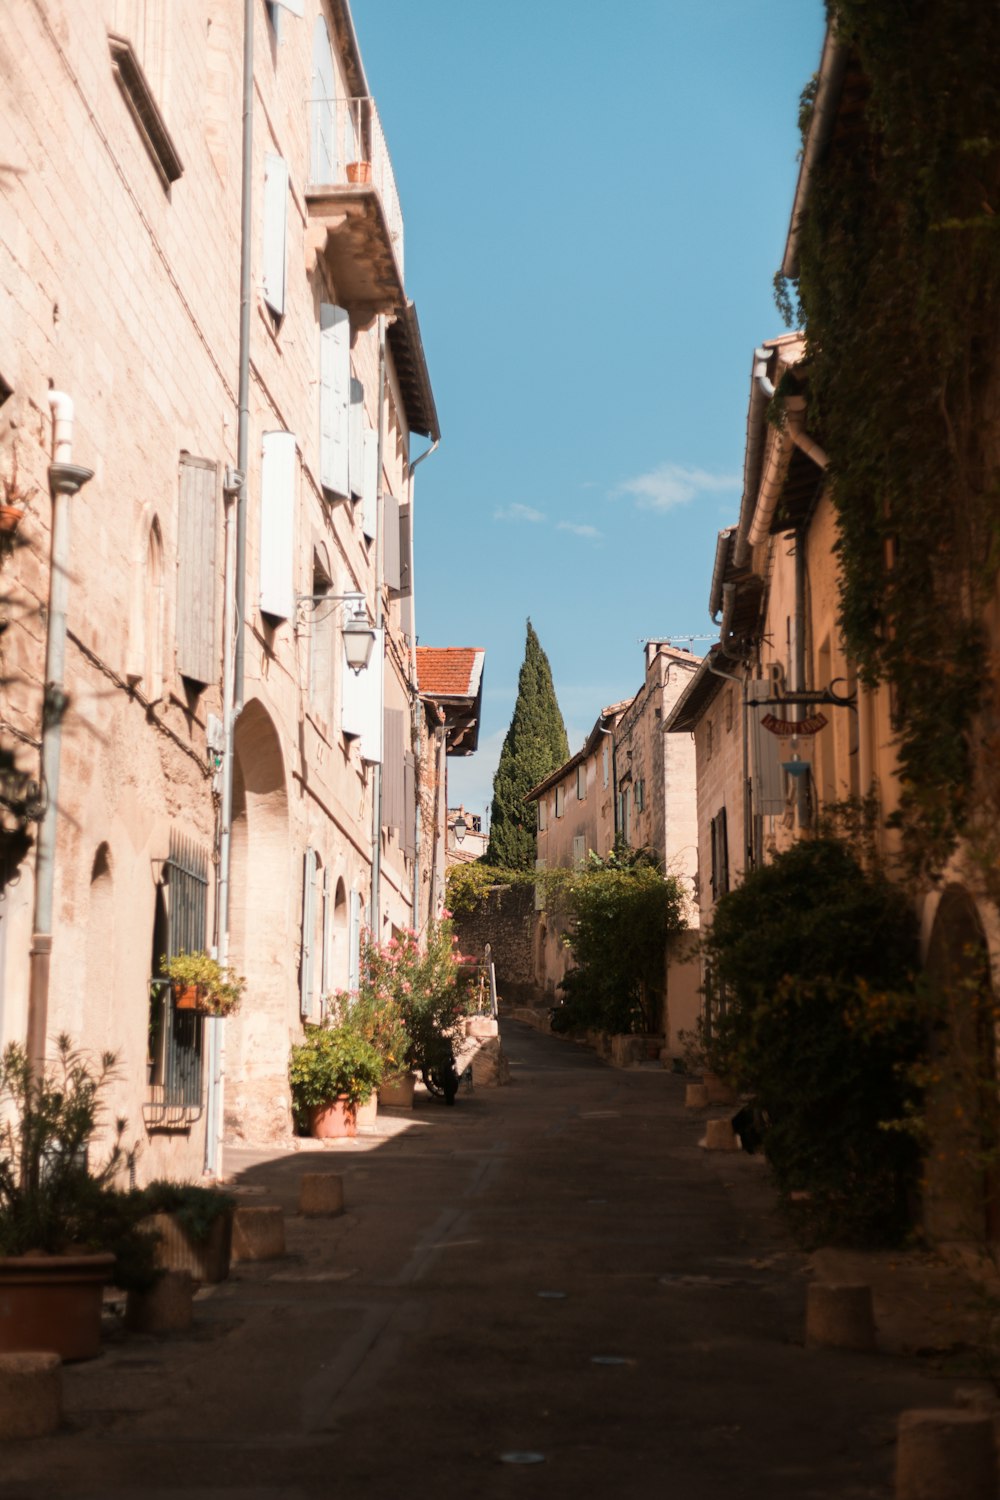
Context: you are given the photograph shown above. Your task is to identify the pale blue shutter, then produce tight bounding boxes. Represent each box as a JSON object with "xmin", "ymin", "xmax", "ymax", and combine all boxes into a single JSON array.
[
  {"xmin": 319, "ymin": 304, "xmax": 350, "ymax": 498},
  {"xmin": 300, "ymin": 848, "xmax": 317, "ymax": 1019},
  {"xmin": 349, "ymin": 378, "xmax": 364, "ymax": 500},
  {"xmin": 383, "ymin": 492, "xmax": 400, "ymax": 591},
  {"xmin": 263, "ymin": 153, "xmax": 288, "ymax": 316},
  {"xmin": 320, "ymin": 866, "xmax": 332, "ymax": 998},
  {"xmin": 310, "ymin": 17, "xmax": 336, "ymax": 184},
  {"xmin": 259, "ymin": 430, "xmax": 296, "ymax": 619},
  {"xmin": 361, "ymin": 428, "xmax": 378, "ymax": 541},
  {"xmin": 348, "ymin": 890, "xmax": 362, "ymax": 992}
]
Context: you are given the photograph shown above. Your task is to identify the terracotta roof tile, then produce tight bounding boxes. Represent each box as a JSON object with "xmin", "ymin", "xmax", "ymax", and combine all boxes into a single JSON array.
[{"xmin": 416, "ymin": 647, "xmax": 484, "ymax": 699}]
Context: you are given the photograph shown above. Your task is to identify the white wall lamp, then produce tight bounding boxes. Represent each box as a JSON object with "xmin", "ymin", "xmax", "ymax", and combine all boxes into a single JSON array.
[{"xmin": 295, "ymin": 590, "xmax": 376, "ymax": 673}]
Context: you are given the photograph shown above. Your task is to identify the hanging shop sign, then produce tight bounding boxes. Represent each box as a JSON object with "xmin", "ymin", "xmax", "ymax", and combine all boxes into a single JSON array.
[{"xmin": 761, "ymin": 712, "xmax": 828, "ymax": 737}]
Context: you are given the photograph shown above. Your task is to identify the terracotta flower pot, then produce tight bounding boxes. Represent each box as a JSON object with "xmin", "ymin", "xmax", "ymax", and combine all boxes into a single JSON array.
[
  {"xmin": 0, "ymin": 1251, "xmax": 115, "ymax": 1361},
  {"xmin": 172, "ymin": 983, "xmax": 204, "ymax": 1011},
  {"xmin": 346, "ymin": 160, "xmax": 371, "ymax": 184},
  {"xmin": 310, "ymin": 1097, "xmax": 358, "ymax": 1139}
]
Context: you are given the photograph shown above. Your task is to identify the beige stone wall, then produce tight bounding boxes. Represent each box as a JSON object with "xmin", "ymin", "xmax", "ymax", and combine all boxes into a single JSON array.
[{"xmin": 1, "ymin": 1, "xmax": 432, "ymax": 1163}]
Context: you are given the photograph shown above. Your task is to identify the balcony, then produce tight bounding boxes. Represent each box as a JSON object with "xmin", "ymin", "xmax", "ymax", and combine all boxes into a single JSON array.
[{"xmin": 305, "ymin": 95, "xmax": 405, "ymax": 324}]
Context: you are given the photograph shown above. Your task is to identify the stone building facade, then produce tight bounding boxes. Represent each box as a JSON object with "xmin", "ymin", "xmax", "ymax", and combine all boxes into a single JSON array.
[{"xmin": 0, "ymin": 0, "xmax": 441, "ymax": 1171}]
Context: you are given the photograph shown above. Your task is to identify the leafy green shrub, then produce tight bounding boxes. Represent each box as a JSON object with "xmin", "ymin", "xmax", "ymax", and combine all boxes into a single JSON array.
[
  {"xmin": 702, "ymin": 837, "xmax": 922, "ymax": 1246},
  {"xmin": 289, "ymin": 1022, "xmax": 383, "ymax": 1123},
  {"xmin": 549, "ymin": 853, "xmax": 687, "ymax": 1036},
  {"xmin": 137, "ymin": 1180, "xmax": 235, "ymax": 1244}
]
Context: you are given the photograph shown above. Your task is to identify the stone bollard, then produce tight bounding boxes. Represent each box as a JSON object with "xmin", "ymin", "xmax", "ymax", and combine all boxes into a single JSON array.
[
  {"xmin": 702, "ymin": 1072, "xmax": 738, "ymax": 1106},
  {"xmin": 685, "ymin": 1083, "xmax": 710, "ymax": 1109},
  {"xmin": 299, "ymin": 1173, "xmax": 344, "ymax": 1217},
  {"xmin": 703, "ymin": 1118, "xmax": 739, "ymax": 1150},
  {"xmin": 125, "ymin": 1270, "xmax": 194, "ymax": 1334},
  {"xmin": 231, "ymin": 1205, "xmax": 287, "ymax": 1263},
  {"xmin": 0, "ymin": 1352, "xmax": 61, "ymax": 1438},
  {"xmin": 895, "ymin": 1409, "xmax": 997, "ymax": 1500},
  {"xmin": 805, "ymin": 1283, "xmax": 876, "ymax": 1352}
]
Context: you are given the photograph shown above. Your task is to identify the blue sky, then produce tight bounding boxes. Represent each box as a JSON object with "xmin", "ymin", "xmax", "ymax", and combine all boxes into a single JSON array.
[{"xmin": 352, "ymin": 0, "xmax": 827, "ymax": 823}]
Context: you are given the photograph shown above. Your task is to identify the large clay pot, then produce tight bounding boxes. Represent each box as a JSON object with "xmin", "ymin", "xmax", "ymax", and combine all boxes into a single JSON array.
[
  {"xmin": 310, "ymin": 1097, "xmax": 358, "ymax": 1139},
  {"xmin": 0, "ymin": 1252, "xmax": 115, "ymax": 1361},
  {"xmin": 378, "ymin": 1072, "xmax": 416, "ymax": 1109},
  {"xmin": 143, "ymin": 1210, "xmax": 232, "ymax": 1284}
]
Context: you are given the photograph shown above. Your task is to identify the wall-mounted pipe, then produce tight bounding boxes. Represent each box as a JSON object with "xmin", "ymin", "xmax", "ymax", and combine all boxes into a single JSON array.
[{"xmin": 28, "ymin": 391, "xmax": 94, "ymax": 1063}]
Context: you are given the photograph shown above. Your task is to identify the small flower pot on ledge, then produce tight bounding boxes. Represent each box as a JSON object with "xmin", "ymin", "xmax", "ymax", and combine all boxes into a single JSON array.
[{"xmin": 346, "ymin": 161, "xmax": 371, "ymax": 184}]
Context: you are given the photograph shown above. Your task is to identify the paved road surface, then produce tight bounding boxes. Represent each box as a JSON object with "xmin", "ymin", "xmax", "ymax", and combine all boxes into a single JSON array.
[{"xmin": 3, "ymin": 1021, "xmax": 952, "ymax": 1499}]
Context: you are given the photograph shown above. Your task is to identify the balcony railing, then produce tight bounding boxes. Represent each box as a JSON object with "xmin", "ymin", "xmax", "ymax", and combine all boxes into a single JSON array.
[{"xmin": 307, "ymin": 94, "xmax": 404, "ymax": 278}]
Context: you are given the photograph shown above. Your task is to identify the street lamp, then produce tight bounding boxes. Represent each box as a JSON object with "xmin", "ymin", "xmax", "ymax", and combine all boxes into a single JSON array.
[
  {"xmin": 453, "ymin": 814, "xmax": 468, "ymax": 845},
  {"xmin": 296, "ymin": 590, "xmax": 376, "ymax": 673}
]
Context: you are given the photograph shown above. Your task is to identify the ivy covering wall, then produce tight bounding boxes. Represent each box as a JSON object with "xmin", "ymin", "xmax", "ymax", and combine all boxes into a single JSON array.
[{"xmin": 779, "ymin": 0, "xmax": 1000, "ymax": 878}]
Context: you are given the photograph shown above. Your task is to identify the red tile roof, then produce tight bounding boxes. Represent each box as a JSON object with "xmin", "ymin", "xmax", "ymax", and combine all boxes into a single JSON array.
[{"xmin": 416, "ymin": 647, "xmax": 484, "ymax": 699}]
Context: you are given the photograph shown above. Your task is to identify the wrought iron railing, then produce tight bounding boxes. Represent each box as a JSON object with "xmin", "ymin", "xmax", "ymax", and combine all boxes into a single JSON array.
[{"xmin": 306, "ymin": 93, "xmax": 404, "ymax": 277}]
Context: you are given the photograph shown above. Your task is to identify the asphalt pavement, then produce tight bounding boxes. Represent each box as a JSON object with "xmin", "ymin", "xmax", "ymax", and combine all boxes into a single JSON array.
[{"xmin": 0, "ymin": 1020, "xmax": 966, "ymax": 1499}]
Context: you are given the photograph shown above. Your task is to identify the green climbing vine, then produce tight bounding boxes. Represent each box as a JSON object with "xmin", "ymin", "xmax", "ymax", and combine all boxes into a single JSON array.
[{"xmin": 778, "ymin": 0, "xmax": 1000, "ymax": 879}]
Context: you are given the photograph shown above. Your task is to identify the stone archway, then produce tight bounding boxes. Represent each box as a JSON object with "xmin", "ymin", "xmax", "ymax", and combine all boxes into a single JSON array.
[
  {"xmin": 226, "ymin": 699, "xmax": 291, "ymax": 1142},
  {"xmin": 923, "ymin": 884, "xmax": 1000, "ymax": 1244}
]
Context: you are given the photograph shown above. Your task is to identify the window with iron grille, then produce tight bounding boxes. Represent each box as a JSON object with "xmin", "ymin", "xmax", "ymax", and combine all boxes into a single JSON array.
[{"xmin": 146, "ymin": 834, "xmax": 209, "ymax": 1126}]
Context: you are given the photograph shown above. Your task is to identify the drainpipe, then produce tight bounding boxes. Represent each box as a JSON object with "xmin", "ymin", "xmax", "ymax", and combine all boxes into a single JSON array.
[
  {"xmin": 206, "ymin": 0, "xmax": 253, "ymax": 1174},
  {"xmin": 370, "ymin": 316, "xmax": 386, "ymax": 936},
  {"xmin": 405, "ymin": 436, "xmax": 438, "ymax": 928},
  {"xmin": 27, "ymin": 392, "xmax": 94, "ymax": 1064}
]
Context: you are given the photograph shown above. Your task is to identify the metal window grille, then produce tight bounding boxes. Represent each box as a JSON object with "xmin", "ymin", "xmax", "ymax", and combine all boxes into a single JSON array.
[{"xmin": 146, "ymin": 834, "xmax": 208, "ymax": 1126}]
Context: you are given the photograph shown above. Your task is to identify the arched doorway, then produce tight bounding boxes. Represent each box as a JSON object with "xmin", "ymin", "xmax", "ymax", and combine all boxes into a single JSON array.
[
  {"xmin": 227, "ymin": 699, "xmax": 291, "ymax": 1141},
  {"xmin": 923, "ymin": 885, "xmax": 1000, "ymax": 1243}
]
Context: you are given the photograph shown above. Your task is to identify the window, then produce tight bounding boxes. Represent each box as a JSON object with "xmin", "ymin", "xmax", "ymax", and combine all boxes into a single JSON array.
[
  {"xmin": 300, "ymin": 848, "xmax": 319, "ymax": 1019},
  {"xmin": 635, "ymin": 778, "xmax": 645, "ymax": 812},
  {"xmin": 537, "ymin": 799, "xmax": 547, "ymax": 832},
  {"xmin": 554, "ymin": 785, "xmax": 565, "ymax": 818},
  {"xmin": 147, "ymin": 835, "xmax": 208, "ymax": 1123},
  {"xmin": 108, "ymin": 5, "xmax": 182, "ymax": 188},
  {"xmin": 263, "ymin": 153, "xmax": 288, "ymax": 317},
  {"xmin": 710, "ymin": 807, "xmax": 730, "ymax": 900},
  {"xmin": 573, "ymin": 835, "xmax": 586, "ymax": 867},
  {"xmin": 619, "ymin": 787, "xmax": 631, "ymax": 845},
  {"xmin": 726, "ymin": 689, "xmax": 734, "ymax": 733},
  {"xmin": 309, "ymin": 15, "xmax": 337, "ymax": 185},
  {"xmin": 576, "ymin": 764, "xmax": 586, "ymax": 800},
  {"xmin": 602, "ymin": 742, "xmax": 609, "ymax": 788},
  {"xmin": 706, "ymin": 720, "xmax": 714, "ymax": 759},
  {"xmin": 176, "ymin": 456, "xmax": 218, "ymax": 686}
]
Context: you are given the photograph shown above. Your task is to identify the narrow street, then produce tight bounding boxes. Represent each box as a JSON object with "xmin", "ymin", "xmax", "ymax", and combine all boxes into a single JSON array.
[{"xmin": 4, "ymin": 1023, "xmax": 954, "ymax": 1500}]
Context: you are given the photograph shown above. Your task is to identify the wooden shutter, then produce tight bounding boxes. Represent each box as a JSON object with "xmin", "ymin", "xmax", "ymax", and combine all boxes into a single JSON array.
[
  {"xmin": 319, "ymin": 304, "xmax": 350, "ymax": 498},
  {"xmin": 300, "ymin": 848, "xmax": 317, "ymax": 1018},
  {"xmin": 383, "ymin": 492, "xmax": 401, "ymax": 591},
  {"xmin": 349, "ymin": 378, "xmax": 365, "ymax": 500},
  {"xmin": 348, "ymin": 889, "xmax": 362, "ymax": 992},
  {"xmin": 397, "ymin": 504, "xmax": 412, "ymax": 597},
  {"xmin": 263, "ymin": 153, "xmax": 288, "ymax": 316},
  {"xmin": 573, "ymin": 834, "xmax": 586, "ymax": 866},
  {"xmin": 748, "ymin": 681, "xmax": 787, "ymax": 815},
  {"xmin": 403, "ymin": 751, "xmax": 415, "ymax": 859},
  {"xmin": 361, "ymin": 427, "xmax": 378, "ymax": 540},
  {"xmin": 259, "ymin": 430, "xmax": 296, "ymax": 619},
  {"xmin": 602, "ymin": 743, "xmax": 609, "ymax": 788},
  {"xmin": 382, "ymin": 707, "xmax": 405, "ymax": 829},
  {"xmin": 176, "ymin": 456, "xmax": 217, "ymax": 685}
]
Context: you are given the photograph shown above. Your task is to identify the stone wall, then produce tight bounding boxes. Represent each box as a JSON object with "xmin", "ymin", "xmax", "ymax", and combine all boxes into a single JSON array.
[{"xmin": 453, "ymin": 883, "xmax": 545, "ymax": 1008}]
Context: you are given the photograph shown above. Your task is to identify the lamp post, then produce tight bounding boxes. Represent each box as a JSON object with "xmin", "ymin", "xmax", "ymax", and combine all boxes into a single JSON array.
[{"xmin": 452, "ymin": 814, "xmax": 467, "ymax": 846}]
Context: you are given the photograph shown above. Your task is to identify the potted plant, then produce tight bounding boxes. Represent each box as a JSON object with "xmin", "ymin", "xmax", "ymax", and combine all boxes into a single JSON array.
[
  {"xmin": 136, "ymin": 1180, "xmax": 235, "ymax": 1284},
  {"xmin": 332, "ymin": 985, "xmax": 413, "ymax": 1109},
  {"xmin": 161, "ymin": 950, "xmax": 245, "ymax": 1018},
  {"xmin": 346, "ymin": 159, "xmax": 372, "ymax": 184},
  {"xmin": 0, "ymin": 1036, "xmax": 158, "ymax": 1360},
  {"xmin": 289, "ymin": 1020, "xmax": 383, "ymax": 1139}
]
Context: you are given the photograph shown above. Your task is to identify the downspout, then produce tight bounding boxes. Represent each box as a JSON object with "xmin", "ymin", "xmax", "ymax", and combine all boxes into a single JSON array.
[
  {"xmin": 206, "ymin": 0, "xmax": 253, "ymax": 1173},
  {"xmin": 27, "ymin": 393, "xmax": 93, "ymax": 1064},
  {"xmin": 369, "ymin": 315, "xmax": 386, "ymax": 936},
  {"xmin": 405, "ymin": 437, "xmax": 439, "ymax": 928}
]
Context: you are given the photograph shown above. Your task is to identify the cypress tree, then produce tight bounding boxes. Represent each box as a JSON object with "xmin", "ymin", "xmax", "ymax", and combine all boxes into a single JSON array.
[{"xmin": 486, "ymin": 620, "xmax": 570, "ymax": 869}]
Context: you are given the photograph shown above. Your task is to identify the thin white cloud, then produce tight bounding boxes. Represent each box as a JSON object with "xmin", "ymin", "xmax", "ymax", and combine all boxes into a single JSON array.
[
  {"xmin": 557, "ymin": 521, "xmax": 602, "ymax": 541},
  {"xmin": 494, "ymin": 502, "xmax": 545, "ymax": 524},
  {"xmin": 613, "ymin": 463, "xmax": 740, "ymax": 513}
]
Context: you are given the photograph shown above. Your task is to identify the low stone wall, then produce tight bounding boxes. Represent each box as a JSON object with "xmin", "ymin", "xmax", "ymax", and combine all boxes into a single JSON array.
[{"xmin": 454, "ymin": 884, "xmax": 545, "ymax": 1005}]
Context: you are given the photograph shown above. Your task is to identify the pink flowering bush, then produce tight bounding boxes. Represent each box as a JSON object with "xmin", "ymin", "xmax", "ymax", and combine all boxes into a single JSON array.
[{"xmin": 352, "ymin": 919, "xmax": 477, "ymax": 1077}]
